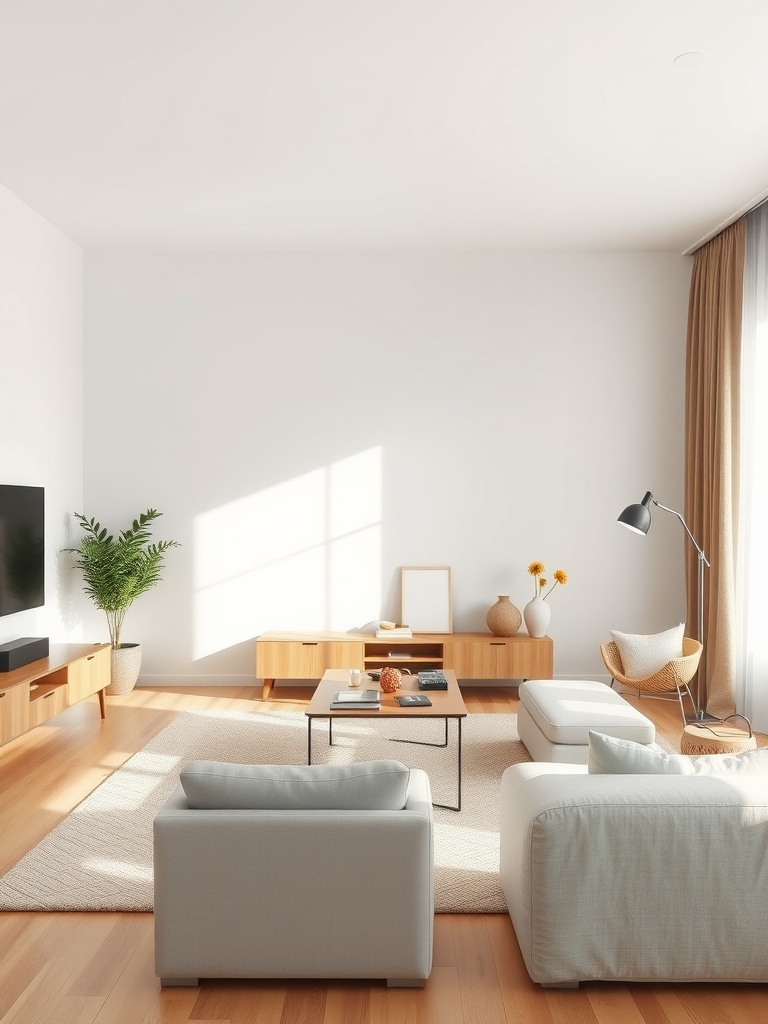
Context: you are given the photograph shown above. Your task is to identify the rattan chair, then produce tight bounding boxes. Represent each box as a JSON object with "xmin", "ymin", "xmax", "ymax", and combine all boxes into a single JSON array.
[{"xmin": 600, "ymin": 637, "xmax": 703, "ymax": 725}]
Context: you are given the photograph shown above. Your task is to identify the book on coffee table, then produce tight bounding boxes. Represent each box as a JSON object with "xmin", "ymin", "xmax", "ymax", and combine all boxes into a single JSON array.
[
  {"xmin": 330, "ymin": 689, "xmax": 381, "ymax": 709},
  {"xmin": 396, "ymin": 693, "xmax": 432, "ymax": 707}
]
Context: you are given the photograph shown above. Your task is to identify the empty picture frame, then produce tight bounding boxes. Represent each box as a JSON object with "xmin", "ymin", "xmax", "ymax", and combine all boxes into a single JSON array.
[{"xmin": 400, "ymin": 566, "xmax": 453, "ymax": 633}]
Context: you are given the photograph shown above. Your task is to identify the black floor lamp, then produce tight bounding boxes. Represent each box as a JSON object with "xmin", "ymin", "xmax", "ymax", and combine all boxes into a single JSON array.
[{"xmin": 617, "ymin": 490, "xmax": 717, "ymax": 722}]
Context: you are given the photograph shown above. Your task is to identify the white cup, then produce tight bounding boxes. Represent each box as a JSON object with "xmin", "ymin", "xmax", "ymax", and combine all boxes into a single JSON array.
[{"xmin": 348, "ymin": 668, "xmax": 362, "ymax": 688}]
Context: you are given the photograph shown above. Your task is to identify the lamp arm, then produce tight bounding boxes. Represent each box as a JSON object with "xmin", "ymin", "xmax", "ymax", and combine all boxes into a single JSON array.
[{"xmin": 651, "ymin": 500, "xmax": 711, "ymax": 567}]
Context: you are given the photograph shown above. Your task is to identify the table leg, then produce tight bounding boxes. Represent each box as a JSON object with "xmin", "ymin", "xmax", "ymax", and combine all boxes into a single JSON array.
[
  {"xmin": 307, "ymin": 717, "xmax": 335, "ymax": 762},
  {"xmin": 431, "ymin": 717, "xmax": 462, "ymax": 812},
  {"xmin": 262, "ymin": 678, "xmax": 275, "ymax": 701},
  {"xmin": 391, "ymin": 717, "xmax": 461, "ymax": 812},
  {"xmin": 97, "ymin": 688, "xmax": 107, "ymax": 720},
  {"xmin": 457, "ymin": 716, "xmax": 462, "ymax": 811},
  {"xmin": 391, "ymin": 718, "xmax": 448, "ymax": 750}
]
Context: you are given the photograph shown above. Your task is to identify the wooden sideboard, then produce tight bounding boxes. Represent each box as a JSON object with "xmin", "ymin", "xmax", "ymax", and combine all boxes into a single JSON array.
[
  {"xmin": 0, "ymin": 643, "xmax": 111, "ymax": 747},
  {"xmin": 256, "ymin": 631, "xmax": 553, "ymax": 700}
]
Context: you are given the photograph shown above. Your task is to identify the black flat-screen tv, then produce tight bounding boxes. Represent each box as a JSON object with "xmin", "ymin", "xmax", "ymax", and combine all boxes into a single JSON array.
[{"xmin": 0, "ymin": 485, "xmax": 45, "ymax": 617}]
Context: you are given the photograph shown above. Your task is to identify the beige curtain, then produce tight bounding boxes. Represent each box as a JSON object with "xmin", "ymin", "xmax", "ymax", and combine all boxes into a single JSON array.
[{"xmin": 684, "ymin": 218, "xmax": 745, "ymax": 717}]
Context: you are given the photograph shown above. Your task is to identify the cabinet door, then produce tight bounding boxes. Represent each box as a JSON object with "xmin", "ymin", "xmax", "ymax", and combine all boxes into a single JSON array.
[
  {"xmin": 445, "ymin": 639, "xmax": 511, "ymax": 679},
  {"xmin": 321, "ymin": 642, "xmax": 364, "ymax": 671},
  {"xmin": 508, "ymin": 637, "xmax": 553, "ymax": 679},
  {"xmin": 0, "ymin": 683, "xmax": 30, "ymax": 745},
  {"xmin": 68, "ymin": 648, "xmax": 111, "ymax": 704}
]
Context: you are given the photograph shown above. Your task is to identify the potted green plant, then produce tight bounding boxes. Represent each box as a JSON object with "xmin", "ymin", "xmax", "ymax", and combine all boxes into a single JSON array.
[{"xmin": 66, "ymin": 508, "xmax": 180, "ymax": 694}]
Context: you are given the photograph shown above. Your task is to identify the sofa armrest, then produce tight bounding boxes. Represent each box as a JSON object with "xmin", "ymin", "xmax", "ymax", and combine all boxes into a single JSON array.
[{"xmin": 500, "ymin": 763, "xmax": 768, "ymax": 985}]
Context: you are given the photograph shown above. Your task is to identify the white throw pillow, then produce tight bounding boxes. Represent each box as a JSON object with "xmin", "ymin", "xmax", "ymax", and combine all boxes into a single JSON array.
[
  {"xmin": 180, "ymin": 759, "xmax": 411, "ymax": 810},
  {"xmin": 609, "ymin": 623, "xmax": 685, "ymax": 679},
  {"xmin": 588, "ymin": 730, "xmax": 768, "ymax": 775}
]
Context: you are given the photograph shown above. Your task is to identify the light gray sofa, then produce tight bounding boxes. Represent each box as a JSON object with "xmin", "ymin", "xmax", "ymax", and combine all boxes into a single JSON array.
[
  {"xmin": 153, "ymin": 760, "xmax": 434, "ymax": 988},
  {"xmin": 500, "ymin": 752, "xmax": 768, "ymax": 987}
]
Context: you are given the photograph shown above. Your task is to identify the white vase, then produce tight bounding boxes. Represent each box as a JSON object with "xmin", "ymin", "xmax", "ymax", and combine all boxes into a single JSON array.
[{"xmin": 523, "ymin": 596, "xmax": 551, "ymax": 638}]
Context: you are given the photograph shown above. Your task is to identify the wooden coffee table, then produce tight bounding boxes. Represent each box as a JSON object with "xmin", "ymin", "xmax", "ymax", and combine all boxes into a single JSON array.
[{"xmin": 306, "ymin": 668, "xmax": 468, "ymax": 811}]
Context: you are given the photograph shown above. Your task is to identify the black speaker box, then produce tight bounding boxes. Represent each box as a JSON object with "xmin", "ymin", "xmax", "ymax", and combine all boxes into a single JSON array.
[{"xmin": 0, "ymin": 637, "xmax": 50, "ymax": 672}]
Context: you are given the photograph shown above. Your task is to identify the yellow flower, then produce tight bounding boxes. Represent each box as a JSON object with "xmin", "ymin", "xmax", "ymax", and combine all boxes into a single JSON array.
[{"xmin": 529, "ymin": 561, "xmax": 570, "ymax": 600}]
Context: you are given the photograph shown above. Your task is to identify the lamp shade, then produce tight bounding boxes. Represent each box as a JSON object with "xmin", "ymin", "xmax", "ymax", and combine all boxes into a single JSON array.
[{"xmin": 617, "ymin": 491, "xmax": 653, "ymax": 535}]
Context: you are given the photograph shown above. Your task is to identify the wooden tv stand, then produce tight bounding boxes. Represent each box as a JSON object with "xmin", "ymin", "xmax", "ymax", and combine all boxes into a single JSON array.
[
  {"xmin": 256, "ymin": 631, "xmax": 553, "ymax": 701},
  {"xmin": 0, "ymin": 643, "xmax": 111, "ymax": 747}
]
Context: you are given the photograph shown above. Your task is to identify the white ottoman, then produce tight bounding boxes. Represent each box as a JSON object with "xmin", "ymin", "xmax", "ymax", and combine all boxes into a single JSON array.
[{"xmin": 518, "ymin": 679, "xmax": 655, "ymax": 764}]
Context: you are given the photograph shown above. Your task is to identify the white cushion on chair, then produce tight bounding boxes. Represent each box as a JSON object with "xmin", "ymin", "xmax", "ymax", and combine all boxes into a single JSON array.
[{"xmin": 609, "ymin": 623, "xmax": 685, "ymax": 679}]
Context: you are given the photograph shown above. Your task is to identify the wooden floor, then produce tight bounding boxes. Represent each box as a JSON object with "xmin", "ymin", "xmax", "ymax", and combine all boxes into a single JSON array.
[{"xmin": 0, "ymin": 682, "xmax": 765, "ymax": 1024}]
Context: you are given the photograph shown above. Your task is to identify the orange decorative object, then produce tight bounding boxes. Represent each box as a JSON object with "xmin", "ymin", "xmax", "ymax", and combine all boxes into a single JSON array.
[{"xmin": 379, "ymin": 667, "xmax": 402, "ymax": 692}]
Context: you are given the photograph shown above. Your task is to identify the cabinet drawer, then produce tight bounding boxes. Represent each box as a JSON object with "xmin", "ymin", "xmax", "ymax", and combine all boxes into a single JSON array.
[
  {"xmin": 444, "ymin": 636, "xmax": 554, "ymax": 680},
  {"xmin": 257, "ymin": 641, "xmax": 321, "ymax": 679},
  {"xmin": 0, "ymin": 683, "xmax": 30, "ymax": 744},
  {"xmin": 445, "ymin": 640, "xmax": 512, "ymax": 679},
  {"xmin": 68, "ymin": 649, "xmax": 111, "ymax": 704},
  {"xmin": 257, "ymin": 640, "xmax": 363, "ymax": 679},
  {"xmin": 29, "ymin": 685, "xmax": 68, "ymax": 727}
]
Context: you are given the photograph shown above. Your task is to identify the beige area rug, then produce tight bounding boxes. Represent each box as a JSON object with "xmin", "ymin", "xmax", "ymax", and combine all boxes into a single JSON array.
[{"xmin": 0, "ymin": 709, "xmax": 534, "ymax": 915}]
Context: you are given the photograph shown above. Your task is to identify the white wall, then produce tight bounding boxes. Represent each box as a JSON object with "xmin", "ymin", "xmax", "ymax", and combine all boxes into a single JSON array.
[
  {"xmin": 0, "ymin": 184, "xmax": 84, "ymax": 645},
  {"xmin": 84, "ymin": 250, "xmax": 691, "ymax": 685}
]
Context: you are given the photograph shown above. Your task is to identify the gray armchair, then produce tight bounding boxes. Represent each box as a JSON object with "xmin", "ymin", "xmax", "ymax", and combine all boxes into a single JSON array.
[{"xmin": 153, "ymin": 760, "xmax": 434, "ymax": 987}]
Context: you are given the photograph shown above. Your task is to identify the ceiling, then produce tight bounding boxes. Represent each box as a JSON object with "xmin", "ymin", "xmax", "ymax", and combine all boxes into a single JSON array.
[{"xmin": 1, "ymin": 0, "xmax": 767, "ymax": 252}]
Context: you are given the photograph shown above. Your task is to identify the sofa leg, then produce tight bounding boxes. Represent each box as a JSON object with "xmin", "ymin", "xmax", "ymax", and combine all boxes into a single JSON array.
[
  {"xmin": 160, "ymin": 978, "xmax": 200, "ymax": 987},
  {"xmin": 387, "ymin": 978, "xmax": 426, "ymax": 988}
]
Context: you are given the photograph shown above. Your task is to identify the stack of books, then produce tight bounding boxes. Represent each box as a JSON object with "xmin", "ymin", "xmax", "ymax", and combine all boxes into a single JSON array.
[
  {"xmin": 330, "ymin": 689, "xmax": 381, "ymax": 709},
  {"xmin": 418, "ymin": 670, "xmax": 448, "ymax": 690},
  {"xmin": 375, "ymin": 622, "xmax": 413, "ymax": 639}
]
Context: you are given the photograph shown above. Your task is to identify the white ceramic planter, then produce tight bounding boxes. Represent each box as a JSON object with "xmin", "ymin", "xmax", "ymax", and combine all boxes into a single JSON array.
[{"xmin": 107, "ymin": 643, "xmax": 142, "ymax": 695}]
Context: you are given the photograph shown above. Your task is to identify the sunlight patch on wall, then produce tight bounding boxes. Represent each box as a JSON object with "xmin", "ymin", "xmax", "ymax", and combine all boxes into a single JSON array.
[{"xmin": 193, "ymin": 447, "xmax": 382, "ymax": 659}]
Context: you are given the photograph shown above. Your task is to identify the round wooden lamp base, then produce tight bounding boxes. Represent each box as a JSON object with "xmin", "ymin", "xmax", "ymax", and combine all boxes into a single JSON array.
[{"xmin": 681, "ymin": 722, "xmax": 757, "ymax": 756}]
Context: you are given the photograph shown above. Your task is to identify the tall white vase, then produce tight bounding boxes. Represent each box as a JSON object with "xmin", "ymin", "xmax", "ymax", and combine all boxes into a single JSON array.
[{"xmin": 523, "ymin": 596, "xmax": 551, "ymax": 638}]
